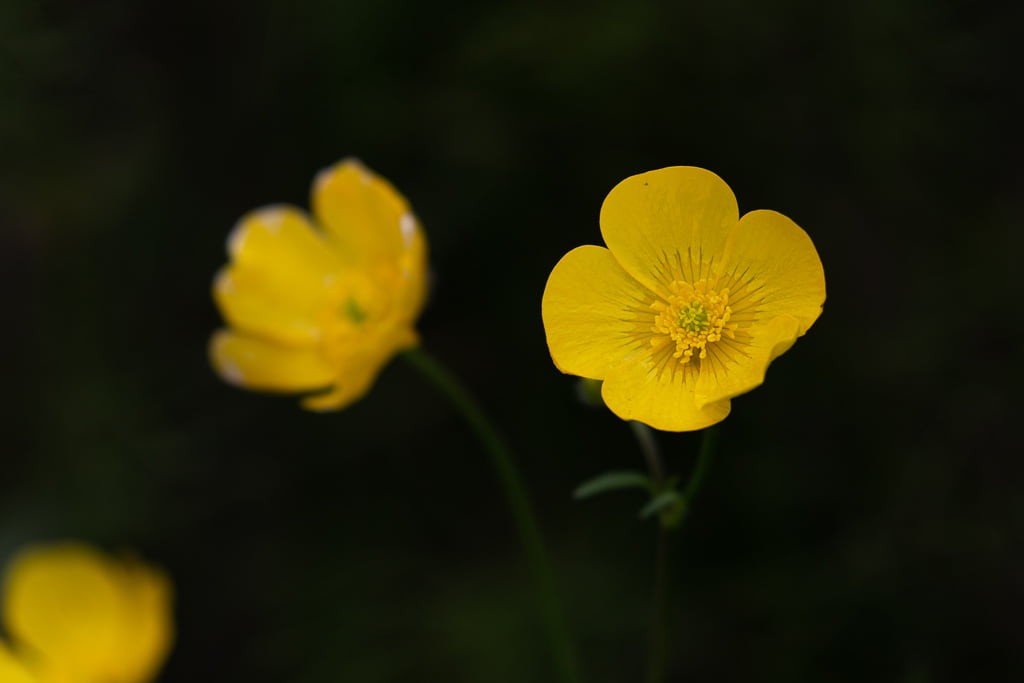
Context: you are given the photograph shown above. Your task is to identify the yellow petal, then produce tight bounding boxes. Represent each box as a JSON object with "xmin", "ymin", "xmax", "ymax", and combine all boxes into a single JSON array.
[
  {"xmin": 218, "ymin": 206, "xmax": 343, "ymax": 347},
  {"xmin": 694, "ymin": 315, "xmax": 803, "ymax": 407},
  {"xmin": 209, "ymin": 330, "xmax": 334, "ymax": 392},
  {"xmin": 311, "ymin": 158, "xmax": 425, "ymax": 270},
  {"xmin": 2, "ymin": 542, "xmax": 172, "ymax": 683},
  {"xmin": 541, "ymin": 245, "xmax": 658, "ymax": 379},
  {"xmin": 212, "ymin": 265, "xmax": 328, "ymax": 346},
  {"xmin": 599, "ymin": 167, "xmax": 739, "ymax": 296},
  {"xmin": 0, "ymin": 642, "xmax": 40, "ymax": 683},
  {"xmin": 227, "ymin": 205, "xmax": 340, "ymax": 277},
  {"xmin": 301, "ymin": 326, "xmax": 419, "ymax": 412},
  {"xmin": 311, "ymin": 159, "xmax": 428, "ymax": 325},
  {"xmin": 717, "ymin": 209, "xmax": 826, "ymax": 333},
  {"xmin": 394, "ymin": 235, "xmax": 429, "ymax": 324},
  {"xmin": 299, "ymin": 364, "xmax": 379, "ymax": 412},
  {"xmin": 601, "ymin": 354, "xmax": 731, "ymax": 432}
]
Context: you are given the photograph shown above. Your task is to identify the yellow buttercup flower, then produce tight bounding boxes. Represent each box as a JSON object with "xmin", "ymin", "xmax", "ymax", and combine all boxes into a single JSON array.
[
  {"xmin": 210, "ymin": 158, "xmax": 428, "ymax": 411},
  {"xmin": 542, "ymin": 166, "xmax": 825, "ymax": 432},
  {"xmin": 1, "ymin": 542, "xmax": 173, "ymax": 683}
]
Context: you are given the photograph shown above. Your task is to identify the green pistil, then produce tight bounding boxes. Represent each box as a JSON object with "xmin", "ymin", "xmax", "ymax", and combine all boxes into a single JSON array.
[
  {"xmin": 678, "ymin": 304, "xmax": 709, "ymax": 333},
  {"xmin": 344, "ymin": 297, "xmax": 367, "ymax": 324}
]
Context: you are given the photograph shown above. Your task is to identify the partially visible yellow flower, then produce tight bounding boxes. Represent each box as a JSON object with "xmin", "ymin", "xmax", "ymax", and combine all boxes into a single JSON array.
[
  {"xmin": 1, "ymin": 541, "xmax": 173, "ymax": 683},
  {"xmin": 542, "ymin": 166, "xmax": 825, "ymax": 432},
  {"xmin": 209, "ymin": 158, "xmax": 428, "ymax": 411}
]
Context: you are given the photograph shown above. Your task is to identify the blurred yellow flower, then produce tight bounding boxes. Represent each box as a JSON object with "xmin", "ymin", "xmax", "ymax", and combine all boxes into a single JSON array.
[
  {"xmin": 542, "ymin": 166, "xmax": 825, "ymax": 432},
  {"xmin": 210, "ymin": 158, "xmax": 428, "ymax": 410},
  {"xmin": 1, "ymin": 541, "xmax": 173, "ymax": 683}
]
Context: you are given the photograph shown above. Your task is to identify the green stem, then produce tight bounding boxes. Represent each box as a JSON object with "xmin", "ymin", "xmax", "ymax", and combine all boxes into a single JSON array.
[
  {"xmin": 683, "ymin": 425, "xmax": 719, "ymax": 503},
  {"xmin": 402, "ymin": 347, "xmax": 580, "ymax": 683},
  {"xmin": 629, "ymin": 422, "xmax": 670, "ymax": 683},
  {"xmin": 647, "ymin": 524, "xmax": 670, "ymax": 683},
  {"xmin": 631, "ymin": 423, "xmax": 720, "ymax": 683}
]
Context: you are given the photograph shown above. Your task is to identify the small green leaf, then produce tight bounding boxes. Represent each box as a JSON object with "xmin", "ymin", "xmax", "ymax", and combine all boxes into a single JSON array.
[
  {"xmin": 638, "ymin": 490, "xmax": 683, "ymax": 519},
  {"xmin": 573, "ymin": 470, "xmax": 652, "ymax": 500}
]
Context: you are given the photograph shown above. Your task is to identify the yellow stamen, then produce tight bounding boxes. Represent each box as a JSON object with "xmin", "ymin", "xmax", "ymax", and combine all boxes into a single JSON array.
[{"xmin": 651, "ymin": 280, "xmax": 732, "ymax": 364}]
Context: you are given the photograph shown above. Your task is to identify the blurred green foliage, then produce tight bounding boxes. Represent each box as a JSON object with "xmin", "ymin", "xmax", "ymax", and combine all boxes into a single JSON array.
[{"xmin": 2, "ymin": 0, "xmax": 1020, "ymax": 681}]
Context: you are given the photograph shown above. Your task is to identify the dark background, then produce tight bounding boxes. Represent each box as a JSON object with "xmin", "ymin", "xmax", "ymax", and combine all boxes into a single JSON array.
[{"xmin": 2, "ymin": 0, "xmax": 1021, "ymax": 681}]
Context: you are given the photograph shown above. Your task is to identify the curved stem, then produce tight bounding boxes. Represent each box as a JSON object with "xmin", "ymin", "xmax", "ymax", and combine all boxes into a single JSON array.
[{"xmin": 402, "ymin": 347, "xmax": 580, "ymax": 683}]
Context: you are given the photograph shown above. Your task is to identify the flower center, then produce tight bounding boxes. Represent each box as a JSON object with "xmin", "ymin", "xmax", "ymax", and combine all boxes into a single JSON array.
[
  {"xmin": 343, "ymin": 296, "xmax": 367, "ymax": 324},
  {"xmin": 651, "ymin": 280, "xmax": 732, "ymax": 364},
  {"xmin": 677, "ymin": 303, "xmax": 710, "ymax": 333},
  {"xmin": 318, "ymin": 273, "xmax": 381, "ymax": 355}
]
